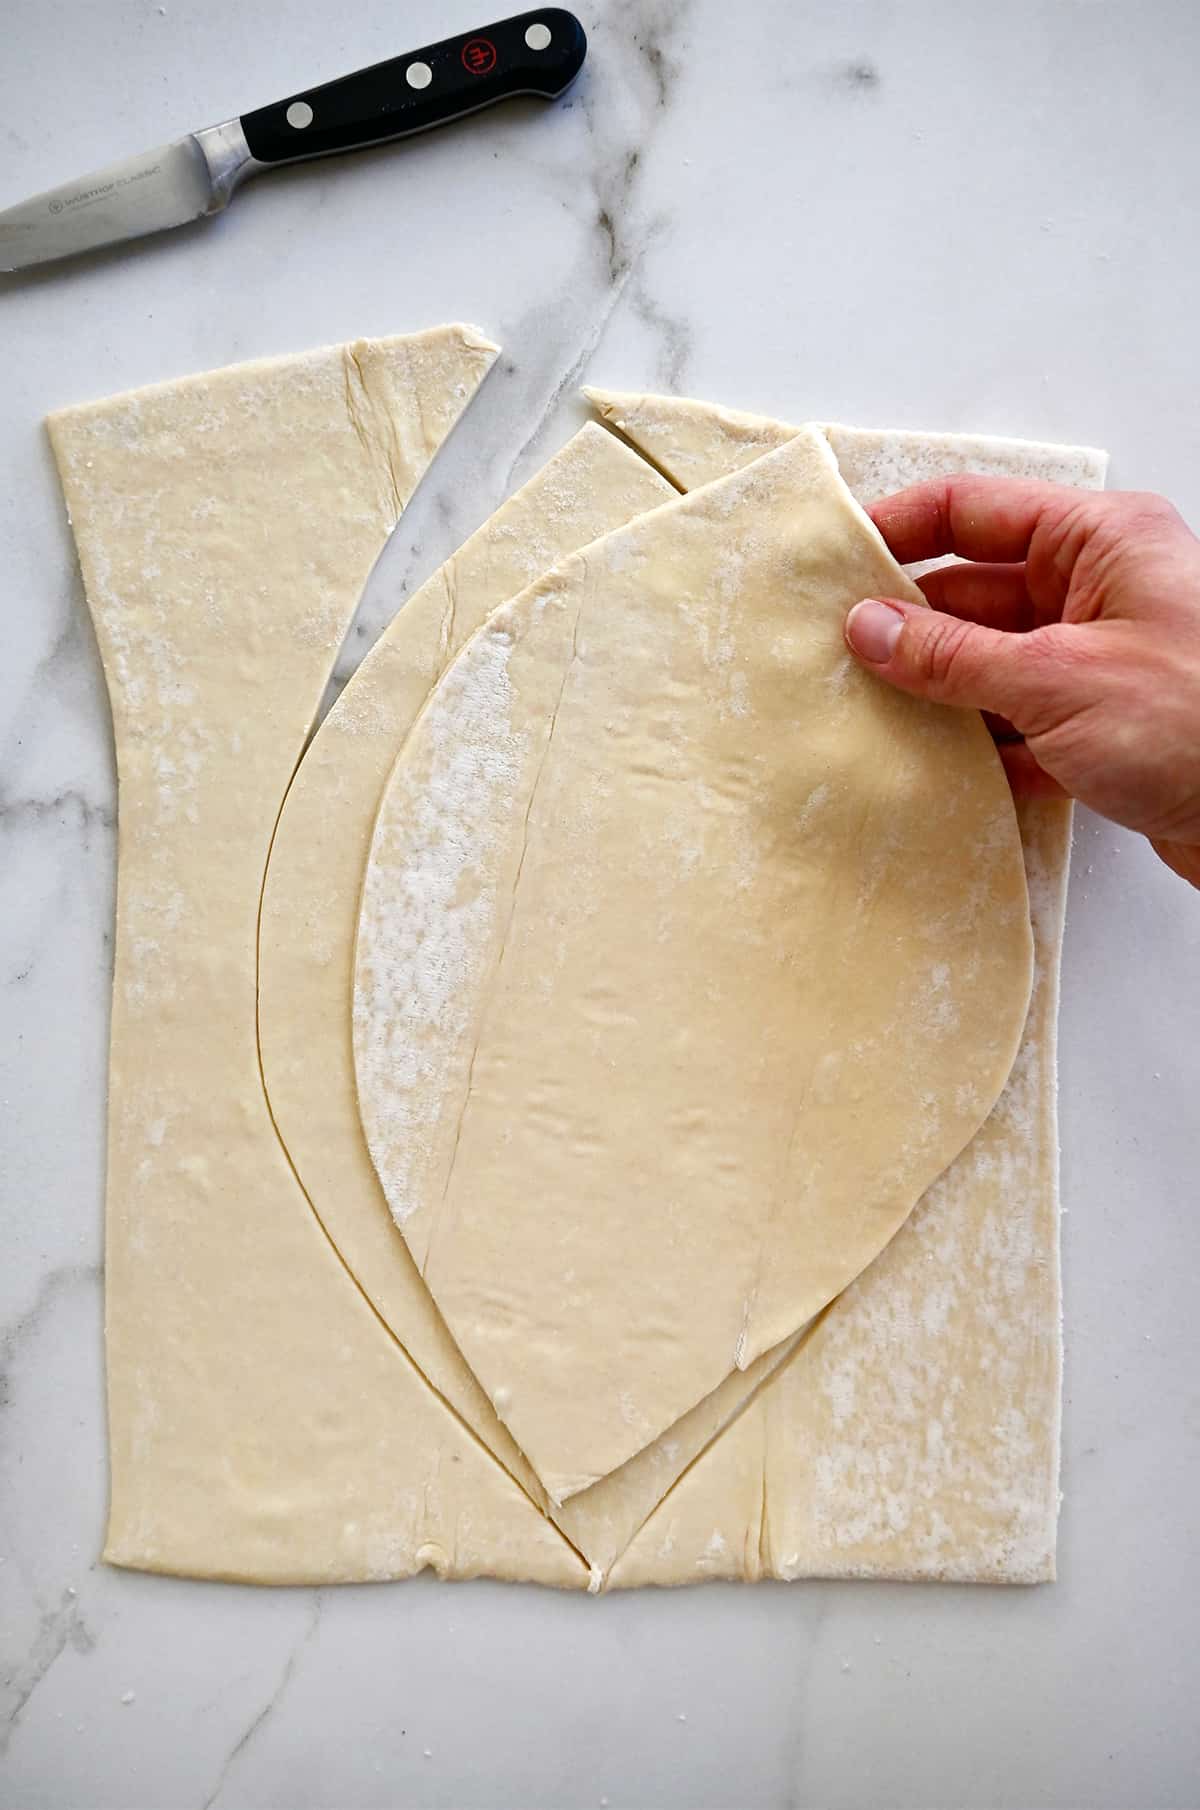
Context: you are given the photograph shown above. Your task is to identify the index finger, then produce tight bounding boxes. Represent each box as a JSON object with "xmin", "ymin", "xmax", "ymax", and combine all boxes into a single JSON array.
[{"xmin": 868, "ymin": 474, "xmax": 1083, "ymax": 566}]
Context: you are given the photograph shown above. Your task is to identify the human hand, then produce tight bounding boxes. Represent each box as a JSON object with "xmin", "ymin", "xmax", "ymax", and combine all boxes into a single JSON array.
[{"xmin": 844, "ymin": 477, "xmax": 1200, "ymax": 890}]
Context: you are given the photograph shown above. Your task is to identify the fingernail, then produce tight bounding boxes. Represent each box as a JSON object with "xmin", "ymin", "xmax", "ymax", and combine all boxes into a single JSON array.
[{"xmin": 846, "ymin": 598, "xmax": 905, "ymax": 663}]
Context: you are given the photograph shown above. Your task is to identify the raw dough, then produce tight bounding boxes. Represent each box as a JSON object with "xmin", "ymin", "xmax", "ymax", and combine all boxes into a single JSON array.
[
  {"xmin": 586, "ymin": 391, "xmax": 1106, "ymax": 1583},
  {"xmin": 609, "ymin": 797, "xmax": 1074, "ymax": 1585},
  {"xmin": 352, "ymin": 426, "xmax": 1034, "ymax": 1504},
  {"xmin": 49, "ymin": 330, "xmax": 584, "ymax": 1584},
  {"xmin": 258, "ymin": 423, "xmax": 676, "ymax": 1514},
  {"xmin": 586, "ymin": 388, "xmax": 1107, "ymax": 498},
  {"xmin": 52, "ymin": 334, "xmax": 1105, "ymax": 1584},
  {"xmin": 260, "ymin": 421, "xmax": 811, "ymax": 1579}
]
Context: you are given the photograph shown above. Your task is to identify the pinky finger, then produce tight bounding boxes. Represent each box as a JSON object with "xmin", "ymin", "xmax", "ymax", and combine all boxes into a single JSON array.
[{"xmin": 997, "ymin": 740, "xmax": 1070, "ymax": 800}]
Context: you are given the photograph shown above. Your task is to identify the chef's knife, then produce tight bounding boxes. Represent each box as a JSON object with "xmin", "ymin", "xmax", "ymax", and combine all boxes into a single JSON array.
[{"xmin": 0, "ymin": 9, "xmax": 586, "ymax": 273}]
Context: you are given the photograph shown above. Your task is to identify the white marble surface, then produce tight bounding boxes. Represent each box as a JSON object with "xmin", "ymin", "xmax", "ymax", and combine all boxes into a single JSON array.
[{"xmin": 2, "ymin": 1, "xmax": 1199, "ymax": 1805}]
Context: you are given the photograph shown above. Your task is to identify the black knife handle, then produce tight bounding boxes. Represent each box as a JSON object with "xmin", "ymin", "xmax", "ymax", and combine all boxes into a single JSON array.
[{"xmin": 240, "ymin": 10, "xmax": 586, "ymax": 165}]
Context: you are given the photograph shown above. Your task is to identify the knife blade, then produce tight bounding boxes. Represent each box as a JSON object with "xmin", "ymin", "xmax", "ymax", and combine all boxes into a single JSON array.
[{"xmin": 0, "ymin": 9, "xmax": 587, "ymax": 273}]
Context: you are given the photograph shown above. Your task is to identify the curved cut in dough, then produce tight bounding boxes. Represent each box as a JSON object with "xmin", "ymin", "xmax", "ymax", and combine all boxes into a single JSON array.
[
  {"xmin": 54, "ymin": 332, "xmax": 1106, "ymax": 1584},
  {"xmin": 258, "ymin": 418, "xmax": 813, "ymax": 1580},
  {"xmin": 585, "ymin": 385, "xmax": 794, "ymax": 490},
  {"xmin": 353, "ymin": 426, "xmax": 1034, "ymax": 1505},
  {"xmin": 585, "ymin": 386, "xmax": 1109, "ymax": 502},
  {"xmin": 258, "ymin": 423, "xmax": 675, "ymax": 1515},
  {"xmin": 47, "ymin": 328, "xmax": 587, "ymax": 1585}
]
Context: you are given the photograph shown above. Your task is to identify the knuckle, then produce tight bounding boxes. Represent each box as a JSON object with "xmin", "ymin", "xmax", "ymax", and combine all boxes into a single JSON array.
[
  {"xmin": 912, "ymin": 613, "xmax": 979, "ymax": 694},
  {"xmin": 1015, "ymin": 626, "xmax": 1100, "ymax": 725},
  {"xmin": 931, "ymin": 480, "xmax": 958, "ymax": 555},
  {"xmin": 1023, "ymin": 624, "xmax": 1075, "ymax": 674},
  {"xmin": 1111, "ymin": 490, "xmax": 1183, "ymax": 536}
]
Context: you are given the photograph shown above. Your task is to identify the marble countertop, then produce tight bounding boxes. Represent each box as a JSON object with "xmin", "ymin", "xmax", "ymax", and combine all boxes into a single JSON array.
[{"xmin": 2, "ymin": 2, "xmax": 1199, "ymax": 1805}]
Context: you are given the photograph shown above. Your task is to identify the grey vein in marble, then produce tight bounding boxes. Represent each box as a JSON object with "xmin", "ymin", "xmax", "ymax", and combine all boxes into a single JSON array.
[
  {"xmin": 0, "ymin": 1585, "xmax": 96, "ymax": 1759},
  {"xmin": 0, "ymin": 1261, "xmax": 99, "ymax": 1421},
  {"xmin": 488, "ymin": 8, "xmax": 697, "ymax": 502},
  {"xmin": 311, "ymin": 0, "xmax": 697, "ymax": 729},
  {"xmin": 0, "ymin": 788, "xmax": 114, "ymax": 839},
  {"xmin": 199, "ymin": 1596, "xmax": 322, "ymax": 1810},
  {"xmin": 1, "ymin": 1266, "xmax": 102, "ymax": 1752}
]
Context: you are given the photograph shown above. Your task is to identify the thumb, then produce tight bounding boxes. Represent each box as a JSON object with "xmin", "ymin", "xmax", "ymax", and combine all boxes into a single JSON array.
[{"xmin": 844, "ymin": 595, "xmax": 1044, "ymax": 721}]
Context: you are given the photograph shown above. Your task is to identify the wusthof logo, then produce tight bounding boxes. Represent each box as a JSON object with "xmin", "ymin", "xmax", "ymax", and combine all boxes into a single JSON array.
[
  {"xmin": 50, "ymin": 163, "xmax": 162, "ymax": 215},
  {"xmin": 461, "ymin": 36, "xmax": 497, "ymax": 75}
]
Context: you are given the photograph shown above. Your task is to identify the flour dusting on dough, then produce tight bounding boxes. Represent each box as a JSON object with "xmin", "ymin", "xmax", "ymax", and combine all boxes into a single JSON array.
[{"xmin": 354, "ymin": 623, "xmax": 523, "ymax": 1224}]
